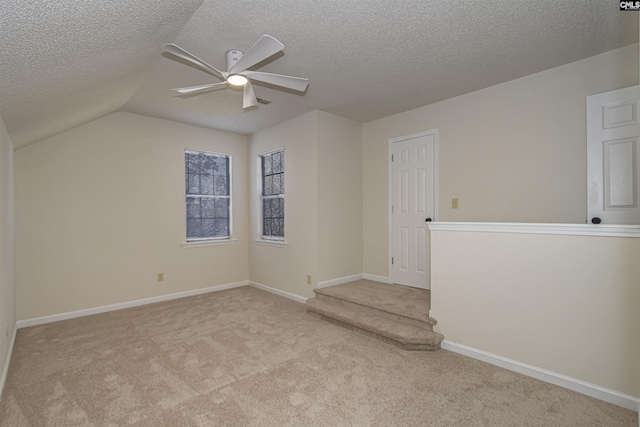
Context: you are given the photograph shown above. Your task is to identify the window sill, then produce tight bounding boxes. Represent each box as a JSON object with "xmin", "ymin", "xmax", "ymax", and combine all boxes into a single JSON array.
[
  {"xmin": 253, "ymin": 239, "xmax": 288, "ymax": 248},
  {"xmin": 182, "ymin": 239, "xmax": 238, "ymax": 248}
]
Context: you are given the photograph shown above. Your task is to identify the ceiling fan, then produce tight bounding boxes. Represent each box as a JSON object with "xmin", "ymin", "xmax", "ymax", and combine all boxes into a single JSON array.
[{"xmin": 162, "ymin": 35, "xmax": 309, "ymax": 109}]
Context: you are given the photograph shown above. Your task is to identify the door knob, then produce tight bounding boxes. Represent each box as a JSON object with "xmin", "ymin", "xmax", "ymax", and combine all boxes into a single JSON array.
[
  {"xmin": 425, "ymin": 218, "xmax": 432, "ymax": 222},
  {"xmin": 591, "ymin": 217, "xmax": 601, "ymax": 224}
]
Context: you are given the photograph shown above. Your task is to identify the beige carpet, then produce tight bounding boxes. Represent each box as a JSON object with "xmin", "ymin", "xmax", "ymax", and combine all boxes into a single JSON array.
[{"xmin": 0, "ymin": 286, "xmax": 636, "ymax": 426}]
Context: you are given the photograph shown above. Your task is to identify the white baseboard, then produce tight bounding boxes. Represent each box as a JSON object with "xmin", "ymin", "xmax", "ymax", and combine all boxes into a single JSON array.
[
  {"xmin": 0, "ymin": 325, "xmax": 17, "ymax": 401},
  {"xmin": 441, "ymin": 340, "xmax": 640, "ymax": 412},
  {"xmin": 249, "ymin": 281, "xmax": 308, "ymax": 304},
  {"xmin": 16, "ymin": 281, "xmax": 250, "ymax": 329},
  {"xmin": 317, "ymin": 274, "xmax": 364, "ymax": 288},
  {"xmin": 362, "ymin": 273, "xmax": 390, "ymax": 284}
]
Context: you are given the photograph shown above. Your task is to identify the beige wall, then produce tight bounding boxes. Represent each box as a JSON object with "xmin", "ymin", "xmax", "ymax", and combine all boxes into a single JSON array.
[
  {"xmin": 317, "ymin": 111, "xmax": 363, "ymax": 282},
  {"xmin": 15, "ymin": 112, "xmax": 249, "ymax": 320},
  {"xmin": 0, "ymin": 114, "xmax": 15, "ymax": 386},
  {"xmin": 429, "ymin": 229, "xmax": 640, "ymax": 398},
  {"xmin": 15, "ymin": 108, "xmax": 363, "ymax": 318},
  {"xmin": 249, "ymin": 111, "xmax": 319, "ymax": 298},
  {"xmin": 363, "ymin": 44, "xmax": 639, "ymax": 278},
  {"xmin": 249, "ymin": 110, "xmax": 364, "ymax": 296}
]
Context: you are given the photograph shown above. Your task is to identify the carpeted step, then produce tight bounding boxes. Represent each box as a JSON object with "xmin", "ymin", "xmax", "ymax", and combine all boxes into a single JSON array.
[
  {"xmin": 306, "ymin": 298, "xmax": 443, "ymax": 351},
  {"xmin": 314, "ymin": 292, "xmax": 435, "ymax": 331},
  {"xmin": 313, "ymin": 281, "xmax": 437, "ymax": 326}
]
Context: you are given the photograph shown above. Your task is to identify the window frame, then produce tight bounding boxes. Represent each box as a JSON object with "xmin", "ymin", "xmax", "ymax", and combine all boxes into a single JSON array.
[
  {"xmin": 259, "ymin": 148, "xmax": 285, "ymax": 241},
  {"xmin": 184, "ymin": 149, "xmax": 233, "ymax": 242}
]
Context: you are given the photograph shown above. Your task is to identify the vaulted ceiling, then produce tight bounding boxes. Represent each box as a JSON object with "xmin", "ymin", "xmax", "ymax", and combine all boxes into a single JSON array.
[{"xmin": 0, "ymin": 1, "xmax": 637, "ymax": 148}]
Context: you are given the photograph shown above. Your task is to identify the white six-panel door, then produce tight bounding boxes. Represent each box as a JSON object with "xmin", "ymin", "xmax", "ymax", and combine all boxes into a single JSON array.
[
  {"xmin": 587, "ymin": 86, "xmax": 640, "ymax": 225},
  {"xmin": 390, "ymin": 131, "xmax": 437, "ymax": 289}
]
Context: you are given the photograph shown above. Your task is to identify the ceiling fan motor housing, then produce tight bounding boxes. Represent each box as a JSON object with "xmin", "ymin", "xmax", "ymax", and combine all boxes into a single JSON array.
[{"xmin": 226, "ymin": 50, "xmax": 244, "ymax": 72}]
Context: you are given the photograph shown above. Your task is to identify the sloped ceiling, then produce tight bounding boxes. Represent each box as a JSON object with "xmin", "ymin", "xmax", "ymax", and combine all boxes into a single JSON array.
[
  {"xmin": 0, "ymin": 0, "xmax": 205, "ymax": 148},
  {"xmin": 0, "ymin": 1, "xmax": 637, "ymax": 148}
]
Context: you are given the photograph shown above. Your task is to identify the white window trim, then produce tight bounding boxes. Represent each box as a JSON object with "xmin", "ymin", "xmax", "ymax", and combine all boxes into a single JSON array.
[
  {"xmin": 182, "ymin": 239, "xmax": 238, "ymax": 248},
  {"xmin": 257, "ymin": 148, "xmax": 287, "ymax": 244},
  {"xmin": 185, "ymin": 149, "xmax": 234, "ymax": 242},
  {"xmin": 252, "ymin": 238, "xmax": 288, "ymax": 248}
]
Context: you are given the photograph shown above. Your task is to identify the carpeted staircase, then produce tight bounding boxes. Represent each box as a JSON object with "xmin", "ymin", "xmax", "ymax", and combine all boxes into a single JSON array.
[{"xmin": 306, "ymin": 280, "xmax": 444, "ymax": 351}]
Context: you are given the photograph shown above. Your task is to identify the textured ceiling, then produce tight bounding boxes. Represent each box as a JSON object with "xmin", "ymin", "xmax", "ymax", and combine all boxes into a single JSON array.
[
  {"xmin": 0, "ymin": 0, "xmax": 204, "ymax": 147},
  {"xmin": 0, "ymin": 1, "xmax": 637, "ymax": 148}
]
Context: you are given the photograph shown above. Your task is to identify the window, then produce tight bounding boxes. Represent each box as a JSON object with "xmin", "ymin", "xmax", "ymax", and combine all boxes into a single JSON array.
[
  {"xmin": 260, "ymin": 149, "xmax": 284, "ymax": 239},
  {"xmin": 185, "ymin": 150, "xmax": 231, "ymax": 240}
]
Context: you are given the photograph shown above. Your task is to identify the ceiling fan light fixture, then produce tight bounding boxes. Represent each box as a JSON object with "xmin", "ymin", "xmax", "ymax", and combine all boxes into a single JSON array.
[
  {"xmin": 162, "ymin": 35, "xmax": 309, "ymax": 110},
  {"xmin": 227, "ymin": 74, "xmax": 248, "ymax": 86}
]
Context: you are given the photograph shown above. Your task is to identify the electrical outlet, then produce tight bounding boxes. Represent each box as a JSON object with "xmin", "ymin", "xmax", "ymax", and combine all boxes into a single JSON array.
[
  {"xmin": 452, "ymin": 198, "xmax": 459, "ymax": 209},
  {"xmin": 307, "ymin": 275, "xmax": 312, "ymax": 285},
  {"xmin": 157, "ymin": 273, "xmax": 165, "ymax": 283}
]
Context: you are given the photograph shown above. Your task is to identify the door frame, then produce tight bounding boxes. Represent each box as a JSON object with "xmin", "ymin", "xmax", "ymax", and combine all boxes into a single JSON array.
[{"xmin": 388, "ymin": 129, "xmax": 439, "ymax": 286}]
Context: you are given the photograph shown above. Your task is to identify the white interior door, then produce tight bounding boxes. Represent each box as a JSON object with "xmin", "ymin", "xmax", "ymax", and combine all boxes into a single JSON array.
[
  {"xmin": 587, "ymin": 86, "xmax": 640, "ymax": 225},
  {"xmin": 390, "ymin": 131, "xmax": 437, "ymax": 289}
]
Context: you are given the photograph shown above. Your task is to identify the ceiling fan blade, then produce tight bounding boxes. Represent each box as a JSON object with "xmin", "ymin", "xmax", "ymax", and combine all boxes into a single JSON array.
[
  {"xmin": 229, "ymin": 35, "xmax": 284, "ymax": 74},
  {"xmin": 244, "ymin": 71, "xmax": 309, "ymax": 92},
  {"xmin": 162, "ymin": 43, "xmax": 226, "ymax": 81},
  {"xmin": 172, "ymin": 82, "xmax": 228, "ymax": 94},
  {"xmin": 243, "ymin": 83, "xmax": 258, "ymax": 109}
]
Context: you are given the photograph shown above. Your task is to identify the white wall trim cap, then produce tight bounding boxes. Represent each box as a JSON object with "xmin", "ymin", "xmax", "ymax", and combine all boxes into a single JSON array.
[
  {"xmin": 249, "ymin": 281, "xmax": 307, "ymax": 303},
  {"xmin": 16, "ymin": 281, "xmax": 249, "ymax": 329},
  {"xmin": 441, "ymin": 340, "xmax": 640, "ymax": 411},
  {"xmin": 428, "ymin": 222, "xmax": 640, "ymax": 238},
  {"xmin": 0, "ymin": 326, "xmax": 17, "ymax": 402},
  {"xmin": 253, "ymin": 239, "xmax": 288, "ymax": 248},
  {"xmin": 182, "ymin": 238, "xmax": 238, "ymax": 248},
  {"xmin": 318, "ymin": 274, "xmax": 364, "ymax": 289}
]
